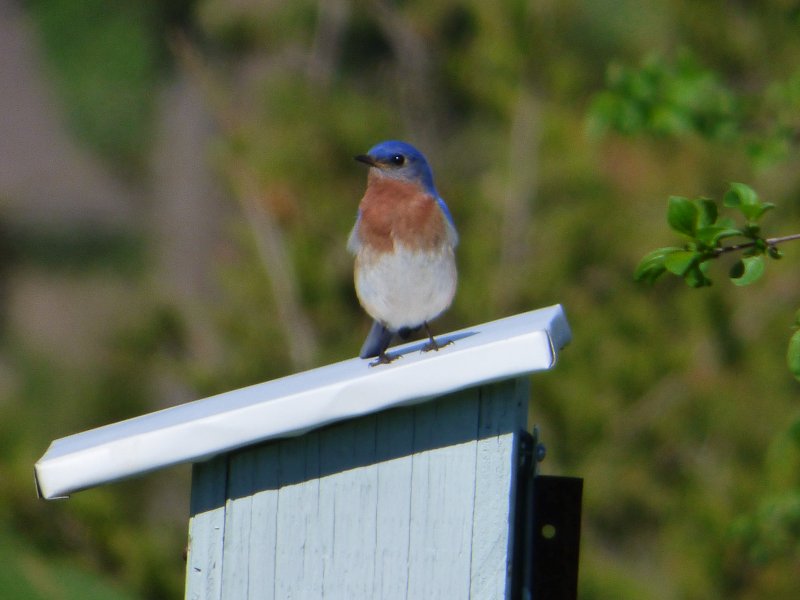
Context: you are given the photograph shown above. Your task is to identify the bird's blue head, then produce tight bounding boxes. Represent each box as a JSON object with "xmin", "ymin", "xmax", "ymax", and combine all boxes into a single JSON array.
[{"xmin": 355, "ymin": 140, "xmax": 437, "ymax": 196}]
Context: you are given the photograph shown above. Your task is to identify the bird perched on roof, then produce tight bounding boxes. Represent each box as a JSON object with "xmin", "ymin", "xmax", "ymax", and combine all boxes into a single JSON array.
[{"xmin": 348, "ymin": 140, "xmax": 458, "ymax": 366}]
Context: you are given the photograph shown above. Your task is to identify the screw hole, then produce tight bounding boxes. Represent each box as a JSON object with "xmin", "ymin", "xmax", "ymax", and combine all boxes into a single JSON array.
[{"xmin": 541, "ymin": 524, "xmax": 557, "ymax": 539}]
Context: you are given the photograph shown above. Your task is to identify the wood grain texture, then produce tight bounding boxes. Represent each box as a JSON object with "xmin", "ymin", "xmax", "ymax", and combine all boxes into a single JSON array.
[
  {"xmin": 185, "ymin": 456, "xmax": 228, "ymax": 600},
  {"xmin": 185, "ymin": 378, "xmax": 529, "ymax": 599}
]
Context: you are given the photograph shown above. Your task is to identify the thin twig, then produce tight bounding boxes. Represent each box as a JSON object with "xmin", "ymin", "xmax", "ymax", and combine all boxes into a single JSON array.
[{"xmin": 713, "ymin": 232, "xmax": 800, "ymax": 256}]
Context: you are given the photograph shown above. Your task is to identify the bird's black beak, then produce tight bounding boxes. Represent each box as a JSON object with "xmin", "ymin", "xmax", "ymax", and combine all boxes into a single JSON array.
[{"xmin": 355, "ymin": 154, "xmax": 377, "ymax": 167}]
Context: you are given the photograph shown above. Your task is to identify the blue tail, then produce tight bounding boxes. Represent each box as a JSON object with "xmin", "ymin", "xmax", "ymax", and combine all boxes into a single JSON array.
[{"xmin": 359, "ymin": 320, "xmax": 394, "ymax": 359}]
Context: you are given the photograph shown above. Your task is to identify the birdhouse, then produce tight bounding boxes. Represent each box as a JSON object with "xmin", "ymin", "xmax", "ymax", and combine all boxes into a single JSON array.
[{"xmin": 35, "ymin": 305, "xmax": 576, "ymax": 599}]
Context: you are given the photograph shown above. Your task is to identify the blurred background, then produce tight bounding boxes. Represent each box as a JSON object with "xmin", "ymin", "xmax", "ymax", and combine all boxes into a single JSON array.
[{"xmin": 2, "ymin": 0, "xmax": 800, "ymax": 598}]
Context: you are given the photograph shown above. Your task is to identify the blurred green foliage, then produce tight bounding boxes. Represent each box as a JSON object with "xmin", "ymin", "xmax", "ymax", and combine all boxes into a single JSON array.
[
  {"xmin": 589, "ymin": 47, "xmax": 800, "ymax": 169},
  {"xmin": 3, "ymin": 1, "xmax": 800, "ymax": 598},
  {"xmin": 0, "ymin": 525, "xmax": 140, "ymax": 600},
  {"xmin": 589, "ymin": 51, "xmax": 741, "ymax": 141},
  {"xmin": 24, "ymin": 0, "xmax": 164, "ymax": 177}
]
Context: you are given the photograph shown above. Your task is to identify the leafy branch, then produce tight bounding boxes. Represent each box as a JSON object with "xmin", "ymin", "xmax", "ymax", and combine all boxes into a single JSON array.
[{"xmin": 635, "ymin": 183, "xmax": 800, "ymax": 379}]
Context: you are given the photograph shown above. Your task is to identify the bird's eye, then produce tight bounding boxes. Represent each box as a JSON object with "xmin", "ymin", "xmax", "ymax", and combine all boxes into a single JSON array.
[{"xmin": 390, "ymin": 154, "xmax": 405, "ymax": 166}]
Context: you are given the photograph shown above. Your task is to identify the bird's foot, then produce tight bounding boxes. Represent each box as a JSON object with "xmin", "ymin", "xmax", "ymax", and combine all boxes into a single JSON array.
[
  {"xmin": 421, "ymin": 322, "xmax": 452, "ymax": 354},
  {"xmin": 421, "ymin": 337, "xmax": 452, "ymax": 353},
  {"xmin": 368, "ymin": 351, "xmax": 397, "ymax": 367}
]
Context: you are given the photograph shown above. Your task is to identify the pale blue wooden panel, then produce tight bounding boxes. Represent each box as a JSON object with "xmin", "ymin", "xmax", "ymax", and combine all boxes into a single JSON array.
[
  {"xmin": 243, "ymin": 447, "xmax": 281, "ymax": 597},
  {"xmin": 470, "ymin": 378, "xmax": 529, "ymax": 597},
  {"xmin": 273, "ymin": 434, "xmax": 323, "ymax": 598},
  {"xmin": 317, "ymin": 417, "xmax": 379, "ymax": 597},
  {"xmin": 185, "ymin": 455, "xmax": 227, "ymax": 600},
  {"xmin": 372, "ymin": 408, "xmax": 414, "ymax": 598},
  {"xmin": 220, "ymin": 446, "xmax": 280, "ymax": 599},
  {"xmin": 186, "ymin": 379, "xmax": 528, "ymax": 599},
  {"xmin": 220, "ymin": 452, "xmax": 253, "ymax": 598},
  {"xmin": 406, "ymin": 388, "xmax": 481, "ymax": 598}
]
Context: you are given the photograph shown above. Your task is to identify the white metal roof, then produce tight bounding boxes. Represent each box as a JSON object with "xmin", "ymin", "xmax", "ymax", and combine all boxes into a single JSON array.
[{"xmin": 35, "ymin": 305, "xmax": 571, "ymax": 500}]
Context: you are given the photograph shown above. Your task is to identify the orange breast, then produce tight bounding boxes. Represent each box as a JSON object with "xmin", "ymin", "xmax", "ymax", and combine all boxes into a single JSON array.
[{"xmin": 357, "ymin": 175, "xmax": 448, "ymax": 253}]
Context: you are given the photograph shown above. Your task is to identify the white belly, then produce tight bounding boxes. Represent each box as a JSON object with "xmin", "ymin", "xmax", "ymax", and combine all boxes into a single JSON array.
[{"xmin": 354, "ymin": 244, "xmax": 457, "ymax": 331}]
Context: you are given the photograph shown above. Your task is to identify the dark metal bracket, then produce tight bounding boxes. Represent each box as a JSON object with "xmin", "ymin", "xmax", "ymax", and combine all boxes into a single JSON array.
[{"xmin": 512, "ymin": 427, "xmax": 583, "ymax": 600}]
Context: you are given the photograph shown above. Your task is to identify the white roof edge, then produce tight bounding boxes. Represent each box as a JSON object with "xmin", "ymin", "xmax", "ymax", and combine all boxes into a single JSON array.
[{"xmin": 35, "ymin": 305, "xmax": 571, "ymax": 500}]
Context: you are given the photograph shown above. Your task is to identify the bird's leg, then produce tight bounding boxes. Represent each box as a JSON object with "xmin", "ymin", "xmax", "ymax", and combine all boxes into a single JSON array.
[
  {"xmin": 421, "ymin": 322, "xmax": 452, "ymax": 353},
  {"xmin": 369, "ymin": 350, "xmax": 396, "ymax": 367}
]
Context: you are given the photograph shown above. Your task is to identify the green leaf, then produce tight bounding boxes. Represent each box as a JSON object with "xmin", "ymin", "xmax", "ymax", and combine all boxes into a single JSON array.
[
  {"xmin": 724, "ymin": 182, "xmax": 758, "ymax": 209},
  {"xmin": 730, "ymin": 255, "xmax": 765, "ymax": 286},
  {"xmin": 695, "ymin": 225, "xmax": 742, "ymax": 246},
  {"xmin": 724, "ymin": 183, "xmax": 775, "ymax": 223},
  {"xmin": 634, "ymin": 246, "xmax": 683, "ymax": 283},
  {"xmin": 740, "ymin": 204, "xmax": 764, "ymax": 223},
  {"xmin": 667, "ymin": 196, "xmax": 697, "ymax": 236},
  {"xmin": 729, "ymin": 260, "xmax": 744, "ymax": 279},
  {"xmin": 684, "ymin": 264, "xmax": 712, "ymax": 288},
  {"xmin": 695, "ymin": 198, "xmax": 717, "ymax": 229},
  {"xmin": 664, "ymin": 250, "xmax": 697, "ymax": 276},
  {"xmin": 755, "ymin": 202, "xmax": 776, "ymax": 220},
  {"xmin": 717, "ymin": 216, "xmax": 736, "ymax": 228},
  {"xmin": 787, "ymin": 329, "xmax": 800, "ymax": 381}
]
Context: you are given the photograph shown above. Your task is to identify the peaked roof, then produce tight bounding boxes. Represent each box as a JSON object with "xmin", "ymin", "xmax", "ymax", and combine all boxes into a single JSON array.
[{"xmin": 35, "ymin": 305, "xmax": 571, "ymax": 500}]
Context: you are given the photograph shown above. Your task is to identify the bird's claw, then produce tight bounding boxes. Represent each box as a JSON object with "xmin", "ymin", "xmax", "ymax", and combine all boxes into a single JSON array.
[
  {"xmin": 369, "ymin": 352, "xmax": 397, "ymax": 367},
  {"xmin": 421, "ymin": 338, "xmax": 452, "ymax": 353}
]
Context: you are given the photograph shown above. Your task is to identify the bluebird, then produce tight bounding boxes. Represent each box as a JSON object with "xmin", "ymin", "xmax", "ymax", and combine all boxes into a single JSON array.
[{"xmin": 348, "ymin": 140, "xmax": 458, "ymax": 366}]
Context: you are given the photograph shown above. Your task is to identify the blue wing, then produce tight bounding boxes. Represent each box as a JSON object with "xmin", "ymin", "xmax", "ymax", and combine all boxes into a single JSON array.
[{"xmin": 436, "ymin": 196, "xmax": 455, "ymax": 229}]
